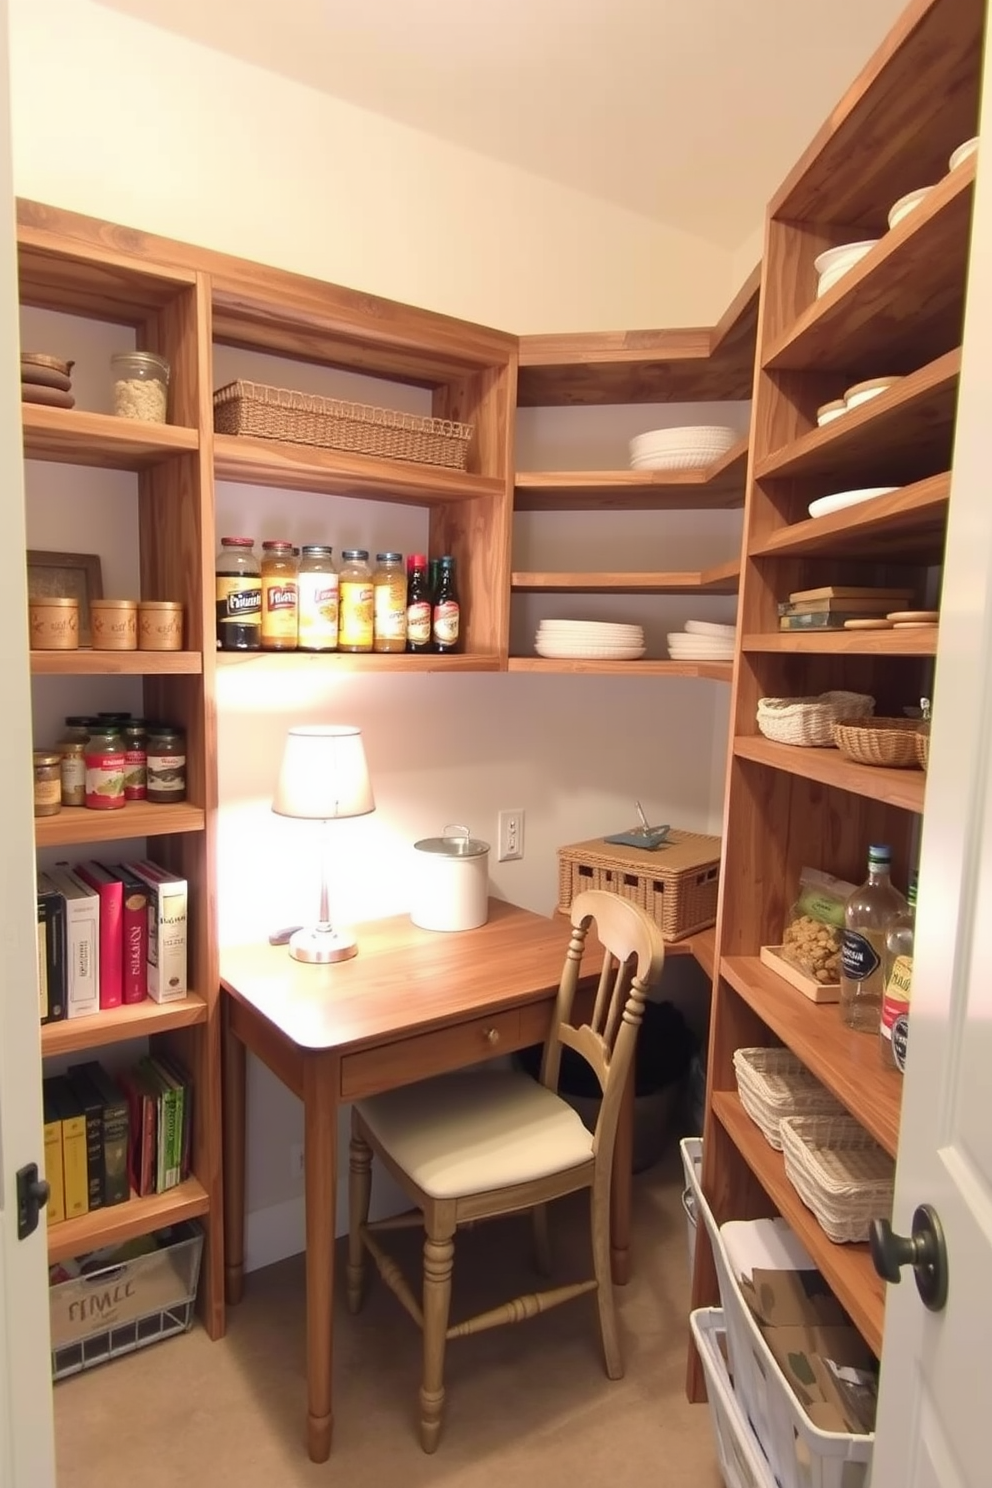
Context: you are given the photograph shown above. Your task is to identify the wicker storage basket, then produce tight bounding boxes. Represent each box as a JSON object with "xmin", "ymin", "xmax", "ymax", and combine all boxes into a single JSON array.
[
  {"xmin": 831, "ymin": 716, "xmax": 922, "ymax": 768},
  {"xmin": 733, "ymin": 1048, "xmax": 843, "ymax": 1150},
  {"xmin": 556, "ymin": 830, "xmax": 720, "ymax": 943},
  {"xmin": 213, "ymin": 380, "xmax": 474, "ymax": 470},
  {"xmin": 916, "ymin": 729, "xmax": 930, "ymax": 771},
  {"xmin": 756, "ymin": 691, "xmax": 875, "ymax": 747},
  {"xmin": 780, "ymin": 1114, "xmax": 895, "ymax": 1243}
]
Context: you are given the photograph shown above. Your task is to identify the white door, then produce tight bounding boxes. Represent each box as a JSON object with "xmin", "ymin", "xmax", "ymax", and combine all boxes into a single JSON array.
[
  {"xmin": 0, "ymin": 0, "xmax": 57, "ymax": 1480},
  {"xmin": 870, "ymin": 36, "xmax": 992, "ymax": 1488}
]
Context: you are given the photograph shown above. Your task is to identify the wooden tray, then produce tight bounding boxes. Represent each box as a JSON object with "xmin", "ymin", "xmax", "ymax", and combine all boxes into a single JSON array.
[{"xmin": 759, "ymin": 944, "xmax": 841, "ymax": 1004}]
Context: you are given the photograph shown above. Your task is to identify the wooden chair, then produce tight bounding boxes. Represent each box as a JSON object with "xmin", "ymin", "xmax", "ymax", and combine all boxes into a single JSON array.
[{"xmin": 345, "ymin": 888, "xmax": 666, "ymax": 1452}]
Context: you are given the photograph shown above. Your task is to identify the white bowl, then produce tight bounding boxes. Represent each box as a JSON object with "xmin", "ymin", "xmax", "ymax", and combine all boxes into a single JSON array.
[
  {"xmin": 807, "ymin": 486, "xmax": 899, "ymax": 519},
  {"xmin": 816, "ymin": 399, "xmax": 848, "ymax": 426},
  {"xmin": 814, "ymin": 240, "xmax": 879, "ymax": 297},
  {"xmin": 887, "ymin": 186, "xmax": 933, "ymax": 230},
  {"xmin": 535, "ymin": 642, "xmax": 646, "ymax": 660},
  {"xmin": 684, "ymin": 620, "xmax": 736, "ymax": 637},
  {"xmin": 629, "ymin": 425, "xmax": 738, "ymax": 469},
  {"xmin": 949, "ymin": 136, "xmax": 978, "ymax": 171},
  {"xmin": 844, "ymin": 376, "xmax": 901, "ymax": 410}
]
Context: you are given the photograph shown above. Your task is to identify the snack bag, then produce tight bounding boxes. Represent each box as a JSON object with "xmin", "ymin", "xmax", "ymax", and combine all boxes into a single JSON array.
[{"xmin": 781, "ymin": 867, "xmax": 858, "ymax": 985}]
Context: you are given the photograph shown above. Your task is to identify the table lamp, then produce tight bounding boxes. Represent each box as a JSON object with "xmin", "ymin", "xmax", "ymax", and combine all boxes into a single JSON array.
[{"xmin": 272, "ymin": 725, "xmax": 375, "ymax": 963}]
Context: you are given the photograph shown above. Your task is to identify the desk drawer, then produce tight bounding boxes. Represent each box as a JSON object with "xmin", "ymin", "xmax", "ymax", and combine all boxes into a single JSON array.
[{"xmin": 341, "ymin": 1008, "xmax": 524, "ymax": 1101}]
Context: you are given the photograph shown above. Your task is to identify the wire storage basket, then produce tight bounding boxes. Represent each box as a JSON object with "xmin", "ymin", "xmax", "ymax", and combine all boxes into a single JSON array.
[{"xmin": 213, "ymin": 380, "xmax": 474, "ymax": 470}]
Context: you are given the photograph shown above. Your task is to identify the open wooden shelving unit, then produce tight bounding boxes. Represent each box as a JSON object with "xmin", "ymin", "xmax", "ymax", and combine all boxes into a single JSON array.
[{"xmin": 688, "ymin": 0, "xmax": 983, "ymax": 1396}]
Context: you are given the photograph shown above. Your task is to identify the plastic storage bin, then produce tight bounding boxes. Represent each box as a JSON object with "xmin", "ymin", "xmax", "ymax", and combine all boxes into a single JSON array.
[
  {"xmin": 690, "ymin": 1307, "xmax": 775, "ymax": 1488},
  {"xmin": 49, "ymin": 1221, "xmax": 203, "ymax": 1380},
  {"xmin": 683, "ymin": 1143, "xmax": 874, "ymax": 1488},
  {"xmin": 681, "ymin": 1135, "xmax": 703, "ymax": 1284}
]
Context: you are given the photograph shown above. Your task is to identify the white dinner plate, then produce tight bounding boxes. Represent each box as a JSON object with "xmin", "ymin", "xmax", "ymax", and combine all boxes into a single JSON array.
[
  {"xmin": 808, "ymin": 486, "xmax": 899, "ymax": 519},
  {"xmin": 535, "ymin": 643, "xmax": 646, "ymax": 660},
  {"xmin": 683, "ymin": 620, "xmax": 736, "ymax": 637}
]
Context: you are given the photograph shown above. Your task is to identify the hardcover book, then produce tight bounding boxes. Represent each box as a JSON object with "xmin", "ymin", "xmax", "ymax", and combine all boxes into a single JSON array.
[
  {"xmin": 105, "ymin": 865, "xmax": 149, "ymax": 1005},
  {"xmin": 74, "ymin": 862, "xmax": 123, "ymax": 1009},
  {"xmin": 65, "ymin": 1067, "xmax": 105, "ymax": 1212},
  {"xmin": 70, "ymin": 1061, "xmax": 130, "ymax": 1207},
  {"xmin": 48, "ymin": 1076, "xmax": 89, "ymax": 1219},
  {"xmin": 123, "ymin": 860, "xmax": 187, "ymax": 1002},
  {"xmin": 36, "ymin": 878, "xmax": 67, "ymax": 1024},
  {"xmin": 118, "ymin": 1066, "xmax": 158, "ymax": 1197},
  {"xmin": 42, "ymin": 1080, "xmax": 66, "ymax": 1226},
  {"xmin": 44, "ymin": 867, "xmax": 100, "ymax": 1020}
]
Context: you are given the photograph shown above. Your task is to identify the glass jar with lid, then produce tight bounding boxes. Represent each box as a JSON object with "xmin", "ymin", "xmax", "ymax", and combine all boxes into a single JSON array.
[
  {"xmin": 216, "ymin": 537, "xmax": 261, "ymax": 651},
  {"xmin": 261, "ymin": 540, "xmax": 299, "ymax": 651},
  {"xmin": 123, "ymin": 720, "xmax": 149, "ymax": 801},
  {"xmin": 338, "ymin": 549, "xmax": 373, "ymax": 653},
  {"xmin": 111, "ymin": 350, "xmax": 170, "ymax": 423},
  {"xmin": 373, "ymin": 552, "xmax": 407, "ymax": 653},
  {"xmin": 298, "ymin": 545, "xmax": 339, "ymax": 652},
  {"xmin": 84, "ymin": 724, "xmax": 126, "ymax": 811},
  {"xmin": 33, "ymin": 750, "xmax": 62, "ymax": 817},
  {"xmin": 147, "ymin": 725, "xmax": 187, "ymax": 804}
]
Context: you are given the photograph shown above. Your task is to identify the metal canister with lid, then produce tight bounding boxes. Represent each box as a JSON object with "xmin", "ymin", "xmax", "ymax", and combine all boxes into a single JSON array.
[{"xmin": 146, "ymin": 725, "xmax": 187, "ymax": 803}]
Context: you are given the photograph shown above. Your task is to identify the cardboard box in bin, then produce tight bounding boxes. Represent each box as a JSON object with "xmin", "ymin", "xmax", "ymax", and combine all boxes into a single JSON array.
[
  {"xmin": 557, "ymin": 830, "xmax": 721, "ymax": 942},
  {"xmin": 49, "ymin": 1222, "xmax": 203, "ymax": 1352}
]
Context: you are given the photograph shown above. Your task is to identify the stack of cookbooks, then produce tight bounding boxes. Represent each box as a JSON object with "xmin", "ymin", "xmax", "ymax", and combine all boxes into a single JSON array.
[{"xmin": 777, "ymin": 585, "xmax": 914, "ymax": 630}]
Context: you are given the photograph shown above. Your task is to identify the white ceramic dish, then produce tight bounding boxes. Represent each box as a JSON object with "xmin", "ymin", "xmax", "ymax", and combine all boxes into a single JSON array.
[
  {"xmin": 887, "ymin": 186, "xmax": 934, "ymax": 230},
  {"xmin": 667, "ymin": 639, "xmax": 735, "ymax": 656},
  {"xmin": 535, "ymin": 642, "xmax": 646, "ymax": 660},
  {"xmin": 630, "ymin": 451, "xmax": 725, "ymax": 472},
  {"xmin": 949, "ymin": 136, "xmax": 978, "ymax": 171},
  {"xmin": 629, "ymin": 425, "xmax": 738, "ymax": 470},
  {"xmin": 807, "ymin": 485, "xmax": 899, "ymax": 519},
  {"xmin": 538, "ymin": 618, "xmax": 643, "ymax": 630},
  {"xmin": 816, "ymin": 399, "xmax": 847, "ymax": 425},
  {"xmin": 814, "ymin": 240, "xmax": 879, "ymax": 298},
  {"xmin": 537, "ymin": 624, "xmax": 643, "ymax": 640},
  {"xmin": 844, "ymin": 376, "xmax": 901, "ymax": 409},
  {"xmin": 684, "ymin": 620, "xmax": 736, "ymax": 637},
  {"xmin": 668, "ymin": 635, "xmax": 734, "ymax": 649}
]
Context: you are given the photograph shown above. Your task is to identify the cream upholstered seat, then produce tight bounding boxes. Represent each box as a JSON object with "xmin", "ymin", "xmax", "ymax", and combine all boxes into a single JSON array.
[{"xmin": 346, "ymin": 888, "xmax": 666, "ymax": 1453}]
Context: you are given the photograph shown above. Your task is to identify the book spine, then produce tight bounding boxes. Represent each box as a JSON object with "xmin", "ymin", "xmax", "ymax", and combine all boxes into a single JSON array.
[
  {"xmin": 63, "ymin": 891, "xmax": 100, "ymax": 1020},
  {"xmin": 117, "ymin": 1072, "xmax": 143, "ymax": 1197},
  {"xmin": 141, "ymin": 1086, "xmax": 157, "ymax": 1196},
  {"xmin": 120, "ymin": 886, "xmax": 148, "ymax": 1004},
  {"xmin": 75, "ymin": 867, "xmax": 123, "ymax": 1009},
  {"xmin": 101, "ymin": 1092, "xmax": 130, "ymax": 1206},
  {"xmin": 36, "ymin": 897, "xmax": 50, "ymax": 1025},
  {"xmin": 42, "ymin": 1084, "xmax": 66, "ymax": 1227},
  {"xmin": 125, "ymin": 864, "xmax": 187, "ymax": 1001},
  {"xmin": 47, "ymin": 894, "xmax": 67, "ymax": 1022},
  {"xmin": 68, "ymin": 1076, "xmax": 104, "ymax": 1213},
  {"xmin": 60, "ymin": 1109, "xmax": 89, "ymax": 1220}
]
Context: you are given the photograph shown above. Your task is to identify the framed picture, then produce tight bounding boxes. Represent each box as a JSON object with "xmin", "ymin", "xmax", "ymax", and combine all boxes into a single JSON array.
[{"xmin": 27, "ymin": 551, "xmax": 104, "ymax": 647}]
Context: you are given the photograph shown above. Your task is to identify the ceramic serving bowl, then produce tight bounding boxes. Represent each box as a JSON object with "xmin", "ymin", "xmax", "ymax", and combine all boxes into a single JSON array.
[{"xmin": 887, "ymin": 186, "xmax": 933, "ymax": 230}]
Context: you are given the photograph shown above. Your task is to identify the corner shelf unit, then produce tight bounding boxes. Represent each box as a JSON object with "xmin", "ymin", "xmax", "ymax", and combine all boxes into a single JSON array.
[{"xmin": 687, "ymin": 0, "xmax": 983, "ymax": 1394}]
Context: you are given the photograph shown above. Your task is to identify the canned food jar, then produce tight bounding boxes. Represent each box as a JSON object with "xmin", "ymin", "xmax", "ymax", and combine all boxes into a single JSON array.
[
  {"xmin": 261, "ymin": 541, "xmax": 299, "ymax": 651},
  {"xmin": 146, "ymin": 726, "xmax": 187, "ymax": 803},
  {"xmin": 33, "ymin": 750, "xmax": 62, "ymax": 817},
  {"xmin": 91, "ymin": 599, "xmax": 138, "ymax": 650},
  {"xmin": 29, "ymin": 597, "xmax": 79, "ymax": 650},
  {"xmin": 59, "ymin": 740, "xmax": 86, "ymax": 807},
  {"xmin": 216, "ymin": 537, "xmax": 261, "ymax": 651},
  {"xmin": 338, "ymin": 550, "xmax": 373, "ymax": 653},
  {"xmin": 111, "ymin": 351, "xmax": 170, "ymax": 422},
  {"xmin": 84, "ymin": 726, "xmax": 126, "ymax": 810},
  {"xmin": 138, "ymin": 601, "xmax": 184, "ymax": 651},
  {"xmin": 123, "ymin": 721, "xmax": 148, "ymax": 801}
]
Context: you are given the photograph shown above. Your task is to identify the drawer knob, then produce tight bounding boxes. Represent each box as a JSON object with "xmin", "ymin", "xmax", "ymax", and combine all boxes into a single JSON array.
[{"xmin": 483, "ymin": 1027, "xmax": 500, "ymax": 1045}]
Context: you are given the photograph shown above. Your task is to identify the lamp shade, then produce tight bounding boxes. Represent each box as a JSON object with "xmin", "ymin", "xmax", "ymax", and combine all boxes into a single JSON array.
[{"xmin": 272, "ymin": 725, "xmax": 375, "ymax": 821}]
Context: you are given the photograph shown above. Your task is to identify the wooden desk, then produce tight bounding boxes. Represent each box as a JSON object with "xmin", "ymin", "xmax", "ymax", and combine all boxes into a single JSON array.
[{"xmin": 221, "ymin": 899, "xmax": 639, "ymax": 1463}]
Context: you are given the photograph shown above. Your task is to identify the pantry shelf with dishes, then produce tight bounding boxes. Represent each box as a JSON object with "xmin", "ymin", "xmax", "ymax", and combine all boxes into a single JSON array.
[{"xmin": 687, "ymin": 0, "xmax": 980, "ymax": 1421}]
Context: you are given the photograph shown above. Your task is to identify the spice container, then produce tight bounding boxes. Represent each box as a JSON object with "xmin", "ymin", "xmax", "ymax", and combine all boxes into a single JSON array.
[
  {"xmin": 216, "ymin": 537, "xmax": 261, "ymax": 651},
  {"xmin": 297, "ymin": 545, "xmax": 339, "ymax": 652},
  {"xmin": 338, "ymin": 549, "xmax": 373, "ymax": 653},
  {"xmin": 138, "ymin": 600, "xmax": 184, "ymax": 651},
  {"xmin": 123, "ymin": 721, "xmax": 148, "ymax": 801},
  {"xmin": 111, "ymin": 351, "xmax": 169, "ymax": 423},
  {"xmin": 84, "ymin": 725, "xmax": 126, "ymax": 811},
  {"xmin": 261, "ymin": 541, "xmax": 299, "ymax": 651},
  {"xmin": 29, "ymin": 596, "xmax": 79, "ymax": 650},
  {"xmin": 373, "ymin": 552, "xmax": 407, "ymax": 653},
  {"xmin": 33, "ymin": 750, "xmax": 63, "ymax": 817},
  {"xmin": 147, "ymin": 726, "xmax": 187, "ymax": 803},
  {"xmin": 91, "ymin": 598, "xmax": 138, "ymax": 650}
]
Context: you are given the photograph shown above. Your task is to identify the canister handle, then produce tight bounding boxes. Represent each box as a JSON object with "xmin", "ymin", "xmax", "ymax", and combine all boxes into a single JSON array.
[{"xmin": 442, "ymin": 824, "xmax": 471, "ymax": 842}]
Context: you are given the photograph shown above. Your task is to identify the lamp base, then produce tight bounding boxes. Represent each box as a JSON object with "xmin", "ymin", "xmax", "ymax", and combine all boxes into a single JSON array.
[{"xmin": 288, "ymin": 925, "xmax": 358, "ymax": 964}]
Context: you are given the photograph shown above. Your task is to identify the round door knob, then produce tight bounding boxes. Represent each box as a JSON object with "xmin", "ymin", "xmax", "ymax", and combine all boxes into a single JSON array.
[
  {"xmin": 869, "ymin": 1203, "xmax": 948, "ymax": 1312},
  {"xmin": 483, "ymin": 1027, "xmax": 500, "ymax": 1045}
]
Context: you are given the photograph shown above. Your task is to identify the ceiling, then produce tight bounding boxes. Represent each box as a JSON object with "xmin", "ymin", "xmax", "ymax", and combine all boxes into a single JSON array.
[{"xmin": 95, "ymin": 0, "xmax": 908, "ymax": 249}]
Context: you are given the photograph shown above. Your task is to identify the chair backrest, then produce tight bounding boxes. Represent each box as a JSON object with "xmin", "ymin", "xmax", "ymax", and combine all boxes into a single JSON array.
[{"xmin": 539, "ymin": 889, "xmax": 666, "ymax": 1160}]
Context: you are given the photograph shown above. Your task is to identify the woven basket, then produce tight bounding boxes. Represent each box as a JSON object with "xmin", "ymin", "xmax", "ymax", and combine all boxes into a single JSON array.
[
  {"xmin": 756, "ymin": 691, "xmax": 875, "ymax": 747},
  {"xmin": 916, "ymin": 729, "xmax": 930, "ymax": 771},
  {"xmin": 732, "ymin": 1048, "xmax": 843, "ymax": 1150},
  {"xmin": 556, "ymin": 830, "xmax": 720, "ymax": 943},
  {"xmin": 832, "ymin": 716, "xmax": 922, "ymax": 768},
  {"xmin": 780, "ymin": 1114, "xmax": 895, "ymax": 1243},
  {"xmin": 213, "ymin": 380, "xmax": 474, "ymax": 470}
]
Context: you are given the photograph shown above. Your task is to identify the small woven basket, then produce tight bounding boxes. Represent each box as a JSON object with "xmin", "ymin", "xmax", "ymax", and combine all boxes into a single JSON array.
[
  {"xmin": 732, "ymin": 1048, "xmax": 843, "ymax": 1150},
  {"xmin": 213, "ymin": 380, "xmax": 474, "ymax": 470},
  {"xmin": 832, "ymin": 716, "xmax": 922, "ymax": 768},
  {"xmin": 916, "ymin": 729, "xmax": 930, "ymax": 771},
  {"xmin": 756, "ymin": 691, "xmax": 875, "ymax": 747},
  {"xmin": 780, "ymin": 1114, "xmax": 895, "ymax": 1243}
]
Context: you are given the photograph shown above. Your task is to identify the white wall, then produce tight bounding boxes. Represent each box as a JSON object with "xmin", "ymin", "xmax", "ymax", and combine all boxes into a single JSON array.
[{"xmin": 12, "ymin": 4, "xmax": 743, "ymax": 1269}]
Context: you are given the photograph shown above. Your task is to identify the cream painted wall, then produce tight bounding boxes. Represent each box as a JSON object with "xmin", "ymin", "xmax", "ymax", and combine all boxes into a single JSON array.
[
  {"xmin": 13, "ymin": 7, "xmax": 745, "ymax": 1268},
  {"xmin": 9, "ymin": 0, "xmax": 733, "ymax": 334}
]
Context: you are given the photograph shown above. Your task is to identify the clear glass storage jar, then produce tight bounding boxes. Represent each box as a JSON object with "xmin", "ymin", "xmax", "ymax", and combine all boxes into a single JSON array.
[{"xmin": 111, "ymin": 351, "xmax": 170, "ymax": 423}]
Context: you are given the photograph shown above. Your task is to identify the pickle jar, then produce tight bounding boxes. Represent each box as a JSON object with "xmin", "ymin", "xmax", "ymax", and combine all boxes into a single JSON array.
[
  {"xmin": 33, "ymin": 750, "xmax": 62, "ymax": 818},
  {"xmin": 146, "ymin": 726, "xmax": 187, "ymax": 804},
  {"xmin": 84, "ymin": 725, "xmax": 126, "ymax": 811},
  {"xmin": 261, "ymin": 540, "xmax": 299, "ymax": 651},
  {"xmin": 373, "ymin": 552, "xmax": 407, "ymax": 653},
  {"xmin": 338, "ymin": 549, "xmax": 373, "ymax": 653}
]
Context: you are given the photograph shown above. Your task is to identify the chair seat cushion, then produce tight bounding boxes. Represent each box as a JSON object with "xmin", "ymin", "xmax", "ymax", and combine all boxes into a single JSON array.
[{"xmin": 356, "ymin": 1070, "xmax": 595, "ymax": 1199}]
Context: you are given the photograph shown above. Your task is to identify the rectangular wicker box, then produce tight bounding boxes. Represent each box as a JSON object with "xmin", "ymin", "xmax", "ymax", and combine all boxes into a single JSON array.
[
  {"xmin": 213, "ymin": 379, "xmax": 473, "ymax": 470},
  {"xmin": 557, "ymin": 830, "xmax": 721, "ymax": 942}
]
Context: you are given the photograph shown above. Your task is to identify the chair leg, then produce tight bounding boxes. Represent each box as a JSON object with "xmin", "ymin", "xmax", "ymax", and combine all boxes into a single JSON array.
[
  {"xmin": 346, "ymin": 1120, "xmax": 372, "ymax": 1316},
  {"xmin": 420, "ymin": 1214, "xmax": 456, "ymax": 1453},
  {"xmin": 590, "ymin": 1183, "xmax": 623, "ymax": 1379},
  {"xmin": 532, "ymin": 1202, "xmax": 552, "ymax": 1276}
]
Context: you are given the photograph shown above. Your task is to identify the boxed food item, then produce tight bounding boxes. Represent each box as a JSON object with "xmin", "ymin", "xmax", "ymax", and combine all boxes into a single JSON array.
[{"xmin": 765, "ymin": 867, "xmax": 857, "ymax": 1002}]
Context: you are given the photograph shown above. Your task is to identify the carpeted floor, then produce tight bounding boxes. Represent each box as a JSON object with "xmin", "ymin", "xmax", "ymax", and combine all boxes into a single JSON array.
[{"xmin": 53, "ymin": 1145, "xmax": 720, "ymax": 1487}]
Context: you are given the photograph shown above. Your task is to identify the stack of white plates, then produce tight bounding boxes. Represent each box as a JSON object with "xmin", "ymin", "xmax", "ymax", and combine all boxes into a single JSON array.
[
  {"xmin": 629, "ymin": 425, "xmax": 738, "ymax": 472},
  {"xmin": 535, "ymin": 619, "xmax": 645, "ymax": 660},
  {"xmin": 667, "ymin": 620, "xmax": 736, "ymax": 662},
  {"xmin": 814, "ymin": 240, "xmax": 879, "ymax": 298}
]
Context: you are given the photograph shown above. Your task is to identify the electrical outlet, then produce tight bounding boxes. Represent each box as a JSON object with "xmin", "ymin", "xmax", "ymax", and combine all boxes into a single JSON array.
[
  {"xmin": 290, "ymin": 1142, "xmax": 304, "ymax": 1180},
  {"xmin": 498, "ymin": 808, "xmax": 525, "ymax": 862}
]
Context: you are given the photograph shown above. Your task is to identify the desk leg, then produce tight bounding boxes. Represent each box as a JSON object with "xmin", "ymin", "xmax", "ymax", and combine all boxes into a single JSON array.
[
  {"xmin": 610, "ymin": 1064, "xmax": 634, "ymax": 1286},
  {"xmin": 223, "ymin": 998, "xmax": 246, "ymax": 1306},
  {"xmin": 303, "ymin": 1052, "xmax": 338, "ymax": 1464}
]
